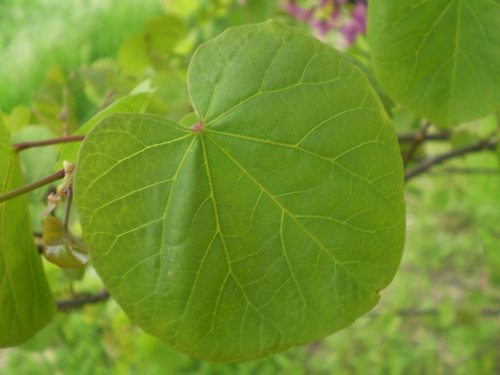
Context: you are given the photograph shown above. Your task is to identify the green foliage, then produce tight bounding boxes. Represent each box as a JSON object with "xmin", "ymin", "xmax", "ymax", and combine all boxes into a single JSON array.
[
  {"xmin": 0, "ymin": 0, "xmax": 499, "ymax": 371},
  {"xmin": 11, "ymin": 126, "xmax": 58, "ymax": 231},
  {"xmin": 369, "ymin": 0, "xmax": 500, "ymax": 127},
  {"xmin": 0, "ymin": 120, "xmax": 55, "ymax": 347},
  {"xmin": 74, "ymin": 21, "xmax": 405, "ymax": 362},
  {"xmin": 0, "ymin": 0, "xmax": 162, "ymax": 110},
  {"xmin": 59, "ymin": 90, "xmax": 152, "ymax": 164},
  {"xmin": 227, "ymin": 0, "xmax": 278, "ymax": 25},
  {"xmin": 118, "ymin": 14, "xmax": 187, "ymax": 75}
]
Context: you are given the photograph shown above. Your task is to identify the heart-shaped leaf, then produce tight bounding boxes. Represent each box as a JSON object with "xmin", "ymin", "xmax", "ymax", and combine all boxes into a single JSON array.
[
  {"xmin": 369, "ymin": 0, "xmax": 500, "ymax": 127},
  {"xmin": 74, "ymin": 21, "xmax": 405, "ymax": 362},
  {"xmin": 0, "ymin": 120, "xmax": 55, "ymax": 348}
]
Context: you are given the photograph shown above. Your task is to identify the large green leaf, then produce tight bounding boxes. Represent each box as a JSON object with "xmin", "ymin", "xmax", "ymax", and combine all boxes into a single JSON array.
[
  {"xmin": 369, "ymin": 0, "xmax": 500, "ymax": 127},
  {"xmin": 0, "ymin": 121, "xmax": 55, "ymax": 348},
  {"xmin": 74, "ymin": 21, "xmax": 405, "ymax": 362}
]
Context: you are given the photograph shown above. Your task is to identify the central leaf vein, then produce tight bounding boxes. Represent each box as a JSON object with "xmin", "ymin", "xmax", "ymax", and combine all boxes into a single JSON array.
[{"xmin": 200, "ymin": 135, "xmax": 285, "ymax": 341}]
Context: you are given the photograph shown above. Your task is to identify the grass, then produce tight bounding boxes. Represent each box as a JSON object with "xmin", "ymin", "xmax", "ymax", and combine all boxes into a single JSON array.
[{"xmin": 0, "ymin": 0, "xmax": 162, "ymax": 111}]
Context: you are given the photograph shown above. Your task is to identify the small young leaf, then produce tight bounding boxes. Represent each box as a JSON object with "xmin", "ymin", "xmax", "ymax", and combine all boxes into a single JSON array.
[
  {"xmin": 41, "ymin": 216, "xmax": 88, "ymax": 269},
  {"xmin": 43, "ymin": 245, "xmax": 88, "ymax": 269},
  {"xmin": 0, "ymin": 120, "xmax": 55, "ymax": 348},
  {"xmin": 75, "ymin": 21, "xmax": 405, "ymax": 362}
]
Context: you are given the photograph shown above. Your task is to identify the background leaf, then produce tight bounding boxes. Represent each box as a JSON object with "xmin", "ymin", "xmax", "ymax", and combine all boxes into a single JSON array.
[
  {"xmin": 59, "ymin": 90, "xmax": 151, "ymax": 164},
  {"xmin": 368, "ymin": 0, "xmax": 500, "ymax": 127},
  {"xmin": 0, "ymin": 120, "xmax": 55, "ymax": 348},
  {"xmin": 74, "ymin": 21, "xmax": 405, "ymax": 362},
  {"xmin": 11, "ymin": 125, "xmax": 58, "ymax": 231},
  {"xmin": 117, "ymin": 14, "xmax": 187, "ymax": 75}
]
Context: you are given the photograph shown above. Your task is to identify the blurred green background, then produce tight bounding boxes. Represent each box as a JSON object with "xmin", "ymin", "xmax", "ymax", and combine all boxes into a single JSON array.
[{"xmin": 0, "ymin": 0, "xmax": 498, "ymax": 374}]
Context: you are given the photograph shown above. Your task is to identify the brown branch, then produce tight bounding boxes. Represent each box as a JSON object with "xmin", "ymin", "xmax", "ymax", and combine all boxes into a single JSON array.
[
  {"xmin": 398, "ymin": 132, "xmax": 450, "ymax": 143},
  {"xmin": 405, "ymin": 138, "xmax": 497, "ymax": 182},
  {"xmin": 403, "ymin": 121, "xmax": 431, "ymax": 166},
  {"xmin": 369, "ymin": 307, "xmax": 500, "ymax": 318},
  {"xmin": 13, "ymin": 135, "xmax": 85, "ymax": 152},
  {"xmin": 429, "ymin": 167, "xmax": 500, "ymax": 175},
  {"xmin": 0, "ymin": 169, "xmax": 66, "ymax": 203},
  {"xmin": 56, "ymin": 290, "xmax": 110, "ymax": 311}
]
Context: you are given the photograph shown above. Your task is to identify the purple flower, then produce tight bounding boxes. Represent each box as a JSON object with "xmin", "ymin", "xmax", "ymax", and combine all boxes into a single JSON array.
[
  {"xmin": 311, "ymin": 0, "xmax": 342, "ymax": 35},
  {"xmin": 351, "ymin": 2, "xmax": 367, "ymax": 34},
  {"xmin": 310, "ymin": 19, "xmax": 333, "ymax": 35},
  {"xmin": 285, "ymin": 0, "xmax": 368, "ymax": 43},
  {"xmin": 340, "ymin": 3, "xmax": 367, "ymax": 45},
  {"xmin": 286, "ymin": 1, "xmax": 313, "ymax": 21}
]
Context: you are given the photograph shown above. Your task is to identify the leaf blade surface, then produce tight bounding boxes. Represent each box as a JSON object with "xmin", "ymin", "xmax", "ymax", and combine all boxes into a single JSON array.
[
  {"xmin": 369, "ymin": 0, "xmax": 500, "ymax": 127},
  {"xmin": 0, "ymin": 121, "xmax": 55, "ymax": 348},
  {"xmin": 75, "ymin": 21, "xmax": 405, "ymax": 362}
]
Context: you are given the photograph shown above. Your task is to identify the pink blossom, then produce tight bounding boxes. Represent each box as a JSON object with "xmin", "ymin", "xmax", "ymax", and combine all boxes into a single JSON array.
[
  {"xmin": 286, "ymin": 1, "xmax": 313, "ymax": 21},
  {"xmin": 341, "ymin": 3, "xmax": 367, "ymax": 45}
]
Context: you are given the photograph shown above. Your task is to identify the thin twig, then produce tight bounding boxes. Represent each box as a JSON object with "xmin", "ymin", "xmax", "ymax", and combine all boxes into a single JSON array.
[
  {"xmin": 13, "ymin": 135, "xmax": 85, "ymax": 152},
  {"xmin": 403, "ymin": 121, "xmax": 431, "ymax": 166},
  {"xmin": 429, "ymin": 167, "xmax": 500, "ymax": 176},
  {"xmin": 56, "ymin": 290, "xmax": 110, "ymax": 311},
  {"xmin": 0, "ymin": 169, "xmax": 66, "ymax": 203},
  {"xmin": 398, "ymin": 132, "xmax": 450, "ymax": 143},
  {"xmin": 405, "ymin": 138, "xmax": 497, "ymax": 182},
  {"xmin": 99, "ymin": 90, "xmax": 116, "ymax": 111},
  {"xmin": 369, "ymin": 307, "xmax": 500, "ymax": 318}
]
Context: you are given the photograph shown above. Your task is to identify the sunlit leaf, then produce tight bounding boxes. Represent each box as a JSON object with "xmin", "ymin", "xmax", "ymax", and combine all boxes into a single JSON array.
[
  {"xmin": 0, "ymin": 119, "xmax": 55, "ymax": 348},
  {"xmin": 75, "ymin": 21, "xmax": 405, "ymax": 362},
  {"xmin": 369, "ymin": 0, "xmax": 500, "ymax": 127}
]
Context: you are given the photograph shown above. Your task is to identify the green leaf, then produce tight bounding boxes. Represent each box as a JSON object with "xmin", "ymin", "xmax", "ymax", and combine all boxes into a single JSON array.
[
  {"xmin": 117, "ymin": 14, "xmax": 186, "ymax": 75},
  {"xmin": 118, "ymin": 32, "xmax": 152, "ymax": 75},
  {"xmin": 74, "ymin": 21, "xmax": 405, "ymax": 362},
  {"xmin": 0, "ymin": 120, "xmax": 55, "ymax": 348},
  {"xmin": 143, "ymin": 15, "xmax": 186, "ymax": 55},
  {"xmin": 497, "ymin": 131, "xmax": 500, "ymax": 167},
  {"xmin": 42, "ymin": 216, "xmax": 88, "ymax": 269},
  {"xmin": 342, "ymin": 53, "xmax": 395, "ymax": 116},
  {"xmin": 59, "ymin": 91, "xmax": 151, "ymax": 164},
  {"xmin": 11, "ymin": 125, "xmax": 58, "ymax": 232},
  {"xmin": 2, "ymin": 106, "xmax": 34, "ymax": 134},
  {"xmin": 228, "ymin": 0, "xmax": 277, "ymax": 26},
  {"xmin": 369, "ymin": 0, "xmax": 500, "ymax": 127}
]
